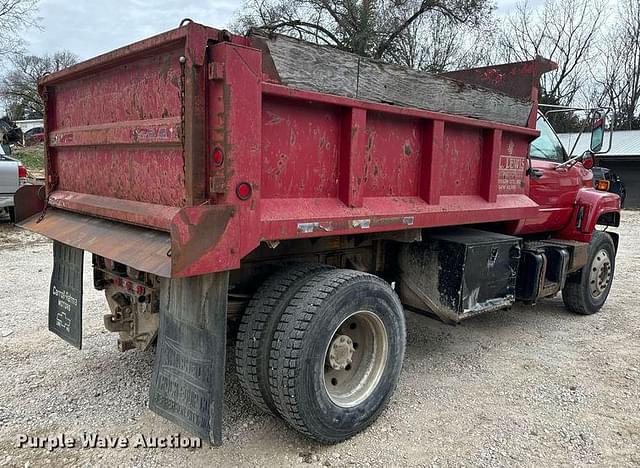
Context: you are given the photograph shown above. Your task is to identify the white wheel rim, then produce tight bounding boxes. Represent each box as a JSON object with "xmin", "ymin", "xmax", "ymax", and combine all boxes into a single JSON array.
[
  {"xmin": 588, "ymin": 248, "xmax": 612, "ymax": 299},
  {"xmin": 323, "ymin": 310, "xmax": 389, "ymax": 408}
]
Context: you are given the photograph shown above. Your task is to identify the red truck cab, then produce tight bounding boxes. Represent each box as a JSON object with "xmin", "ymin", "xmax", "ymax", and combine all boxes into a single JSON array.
[{"xmin": 519, "ymin": 113, "xmax": 620, "ymax": 241}]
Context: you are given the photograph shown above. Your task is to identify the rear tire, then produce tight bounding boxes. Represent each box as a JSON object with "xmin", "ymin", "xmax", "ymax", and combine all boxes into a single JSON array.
[
  {"xmin": 563, "ymin": 231, "xmax": 615, "ymax": 315},
  {"xmin": 268, "ymin": 269, "xmax": 406, "ymax": 443},
  {"xmin": 235, "ymin": 263, "xmax": 332, "ymax": 415}
]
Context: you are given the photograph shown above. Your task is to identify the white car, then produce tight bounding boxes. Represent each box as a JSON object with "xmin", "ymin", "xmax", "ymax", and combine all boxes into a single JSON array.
[{"xmin": 0, "ymin": 143, "xmax": 28, "ymax": 222}]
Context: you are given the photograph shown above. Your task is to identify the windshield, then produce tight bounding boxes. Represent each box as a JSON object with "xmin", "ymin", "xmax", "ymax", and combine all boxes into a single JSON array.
[{"xmin": 530, "ymin": 116, "xmax": 565, "ymax": 163}]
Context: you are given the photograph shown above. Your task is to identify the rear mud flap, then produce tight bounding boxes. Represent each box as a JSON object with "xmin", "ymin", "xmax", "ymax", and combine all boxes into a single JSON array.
[
  {"xmin": 149, "ymin": 272, "xmax": 229, "ymax": 445},
  {"xmin": 49, "ymin": 241, "xmax": 84, "ymax": 349}
]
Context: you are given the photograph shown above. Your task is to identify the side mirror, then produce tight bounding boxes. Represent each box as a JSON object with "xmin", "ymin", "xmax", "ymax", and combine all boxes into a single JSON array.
[
  {"xmin": 590, "ymin": 116, "xmax": 605, "ymax": 153},
  {"xmin": 582, "ymin": 153, "xmax": 594, "ymax": 169}
]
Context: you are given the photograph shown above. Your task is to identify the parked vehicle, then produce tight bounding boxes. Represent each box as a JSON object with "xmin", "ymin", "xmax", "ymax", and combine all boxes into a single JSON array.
[
  {"xmin": 15, "ymin": 22, "xmax": 621, "ymax": 445},
  {"xmin": 0, "ymin": 118, "xmax": 23, "ymax": 145},
  {"xmin": 23, "ymin": 127, "xmax": 45, "ymax": 145},
  {"xmin": 592, "ymin": 166, "xmax": 626, "ymax": 207},
  {"xmin": 0, "ymin": 143, "xmax": 28, "ymax": 222}
]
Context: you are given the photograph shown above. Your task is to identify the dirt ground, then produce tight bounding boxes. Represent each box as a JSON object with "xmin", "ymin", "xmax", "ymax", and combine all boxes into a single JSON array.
[{"xmin": 0, "ymin": 212, "xmax": 638, "ymax": 467}]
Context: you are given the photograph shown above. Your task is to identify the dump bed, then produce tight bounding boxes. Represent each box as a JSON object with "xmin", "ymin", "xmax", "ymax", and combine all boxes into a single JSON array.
[{"xmin": 19, "ymin": 22, "xmax": 549, "ymax": 278}]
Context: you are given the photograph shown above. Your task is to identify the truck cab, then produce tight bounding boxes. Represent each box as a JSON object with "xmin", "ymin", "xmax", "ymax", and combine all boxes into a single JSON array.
[{"xmin": 520, "ymin": 112, "xmax": 620, "ymax": 242}]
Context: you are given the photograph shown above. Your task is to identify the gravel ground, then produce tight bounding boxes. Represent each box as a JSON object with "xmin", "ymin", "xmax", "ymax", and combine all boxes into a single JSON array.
[{"xmin": 0, "ymin": 212, "xmax": 638, "ymax": 467}]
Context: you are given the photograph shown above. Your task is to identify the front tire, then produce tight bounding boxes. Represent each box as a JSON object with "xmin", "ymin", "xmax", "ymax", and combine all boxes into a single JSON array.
[
  {"xmin": 268, "ymin": 269, "xmax": 406, "ymax": 443},
  {"xmin": 563, "ymin": 231, "xmax": 615, "ymax": 315}
]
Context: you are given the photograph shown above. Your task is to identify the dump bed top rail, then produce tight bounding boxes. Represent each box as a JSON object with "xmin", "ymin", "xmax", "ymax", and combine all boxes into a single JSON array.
[{"xmin": 249, "ymin": 30, "xmax": 547, "ymax": 127}]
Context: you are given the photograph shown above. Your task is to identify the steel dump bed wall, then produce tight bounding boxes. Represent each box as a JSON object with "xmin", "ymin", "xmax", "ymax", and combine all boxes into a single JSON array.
[
  {"xmin": 51, "ymin": 45, "xmax": 185, "ymax": 205},
  {"xmin": 24, "ymin": 23, "xmax": 541, "ymax": 278}
]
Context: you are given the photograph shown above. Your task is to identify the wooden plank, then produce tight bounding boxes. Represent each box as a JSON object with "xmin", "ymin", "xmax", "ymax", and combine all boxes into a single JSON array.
[
  {"xmin": 338, "ymin": 108, "xmax": 367, "ymax": 207},
  {"xmin": 480, "ymin": 129, "xmax": 502, "ymax": 202},
  {"xmin": 420, "ymin": 120, "xmax": 445, "ymax": 204},
  {"xmin": 250, "ymin": 32, "xmax": 532, "ymax": 127}
]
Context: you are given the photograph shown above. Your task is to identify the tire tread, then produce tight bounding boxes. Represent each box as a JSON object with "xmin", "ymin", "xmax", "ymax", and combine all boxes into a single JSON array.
[
  {"xmin": 562, "ymin": 231, "xmax": 615, "ymax": 315},
  {"xmin": 235, "ymin": 263, "xmax": 331, "ymax": 414},
  {"xmin": 268, "ymin": 269, "xmax": 400, "ymax": 441}
]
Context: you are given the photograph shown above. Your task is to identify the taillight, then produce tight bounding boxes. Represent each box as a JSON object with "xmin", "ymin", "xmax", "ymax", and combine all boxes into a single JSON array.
[
  {"xmin": 18, "ymin": 164, "xmax": 27, "ymax": 179},
  {"xmin": 595, "ymin": 180, "xmax": 610, "ymax": 191},
  {"xmin": 236, "ymin": 182, "xmax": 252, "ymax": 200},
  {"xmin": 212, "ymin": 147, "xmax": 224, "ymax": 166}
]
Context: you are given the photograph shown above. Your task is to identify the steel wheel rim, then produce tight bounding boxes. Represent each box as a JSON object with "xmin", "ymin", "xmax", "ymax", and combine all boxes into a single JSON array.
[
  {"xmin": 589, "ymin": 248, "xmax": 612, "ymax": 299},
  {"xmin": 323, "ymin": 310, "xmax": 389, "ymax": 408}
]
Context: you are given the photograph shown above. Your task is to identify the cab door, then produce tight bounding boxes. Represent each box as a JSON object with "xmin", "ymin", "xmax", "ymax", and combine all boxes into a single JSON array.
[{"xmin": 520, "ymin": 114, "xmax": 585, "ymax": 233}]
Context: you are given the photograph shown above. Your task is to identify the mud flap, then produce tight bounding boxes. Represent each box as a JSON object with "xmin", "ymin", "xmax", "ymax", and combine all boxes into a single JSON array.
[
  {"xmin": 49, "ymin": 241, "xmax": 84, "ymax": 349},
  {"xmin": 149, "ymin": 271, "xmax": 229, "ymax": 445}
]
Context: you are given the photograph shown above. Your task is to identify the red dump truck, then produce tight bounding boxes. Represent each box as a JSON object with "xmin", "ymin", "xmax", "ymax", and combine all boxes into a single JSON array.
[{"xmin": 15, "ymin": 21, "xmax": 621, "ymax": 445}]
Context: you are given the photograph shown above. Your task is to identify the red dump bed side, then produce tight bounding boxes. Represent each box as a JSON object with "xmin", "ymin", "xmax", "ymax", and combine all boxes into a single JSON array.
[{"xmin": 20, "ymin": 22, "xmax": 542, "ymax": 278}]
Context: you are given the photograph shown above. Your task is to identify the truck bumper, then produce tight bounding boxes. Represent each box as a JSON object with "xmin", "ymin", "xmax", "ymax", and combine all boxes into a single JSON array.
[
  {"xmin": 0, "ymin": 194, "xmax": 14, "ymax": 208},
  {"xmin": 20, "ymin": 208, "xmax": 173, "ymax": 276}
]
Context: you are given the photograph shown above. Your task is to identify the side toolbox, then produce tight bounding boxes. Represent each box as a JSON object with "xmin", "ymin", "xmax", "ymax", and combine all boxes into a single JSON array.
[{"xmin": 397, "ymin": 228, "xmax": 522, "ymax": 322}]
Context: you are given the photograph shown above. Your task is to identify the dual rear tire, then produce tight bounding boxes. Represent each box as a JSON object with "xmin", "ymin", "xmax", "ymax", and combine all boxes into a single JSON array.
[{"xmin": 235, "ymin": 266, "xmax": 406, "ymax": 443}]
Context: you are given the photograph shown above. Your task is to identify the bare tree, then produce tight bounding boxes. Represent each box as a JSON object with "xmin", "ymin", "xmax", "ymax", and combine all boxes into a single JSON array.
[
  {"xmin": 497, "ymin": 0, "xmax": 604, "ymax": 107},
  {"xmin": 0, "ymin": 0, "xmax": 41, "ymax": 60},
  {"xmin": 386, "ymin": 10, "xmax": 496, "ymax": 72},
  {"xmin": 592, "ymin": 0, "xmax": 640, "ymax": 130},
  {"xmin": 233, "ymin": 0, "xmax": 493, "ymax": 62},
  {"xmin": 0, "ymin": 51, "xmax": 77, "ymax": 119}
]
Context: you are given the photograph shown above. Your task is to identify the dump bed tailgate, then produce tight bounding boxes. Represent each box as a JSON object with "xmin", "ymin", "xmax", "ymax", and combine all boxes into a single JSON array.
[{"xmin": 39, "ymin": 23, "xmax": 219, "ymax": 230}]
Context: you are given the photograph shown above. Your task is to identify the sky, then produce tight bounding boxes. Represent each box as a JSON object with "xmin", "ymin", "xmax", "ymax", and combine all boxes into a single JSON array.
[
  {"xmin": 25, "ymin": 0, "xmax": 544, "ymax": 60},
  {"xmin": 27, "ymin": 0, "xmax": 240, "ymax": 59}
]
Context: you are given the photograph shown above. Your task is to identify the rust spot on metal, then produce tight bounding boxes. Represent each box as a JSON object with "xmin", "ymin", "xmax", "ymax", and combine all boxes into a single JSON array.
[
  {"xmin": 170, "ymin": 205, "xmax": 234, "ymax": 275},
  {"xmin": 366, "ymin": 132, "xmax": 374, "ymax": 151},
  {"xmin": 265, "ymin": 111, "xmax": 282, "ymax": 125}
]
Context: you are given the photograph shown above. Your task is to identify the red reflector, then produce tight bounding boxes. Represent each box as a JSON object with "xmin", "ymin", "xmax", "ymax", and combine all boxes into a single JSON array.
[
  {"xmin": 135, "ymin": 285, "xmax": 145, "ymax": 295},
  {"xmin": 18, "ymin": 164, "xmax": 27, "ymax": 178},
  {"xmin": 236, "ymin": 182, "xmax": 252, "ymax": 200},
  {"xmin": 212, "ymin": 147, "xmax": 224, "ymax": 166}
]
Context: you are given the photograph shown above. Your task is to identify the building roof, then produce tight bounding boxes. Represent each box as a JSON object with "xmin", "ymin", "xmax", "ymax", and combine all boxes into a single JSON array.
[
  {"xmin": 14, "ymin": 119, "xmax": 43, "ymax": 124},
  {"xmin": 558, "ymin": 129, "xmax": 640, "ymax": 160}
]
